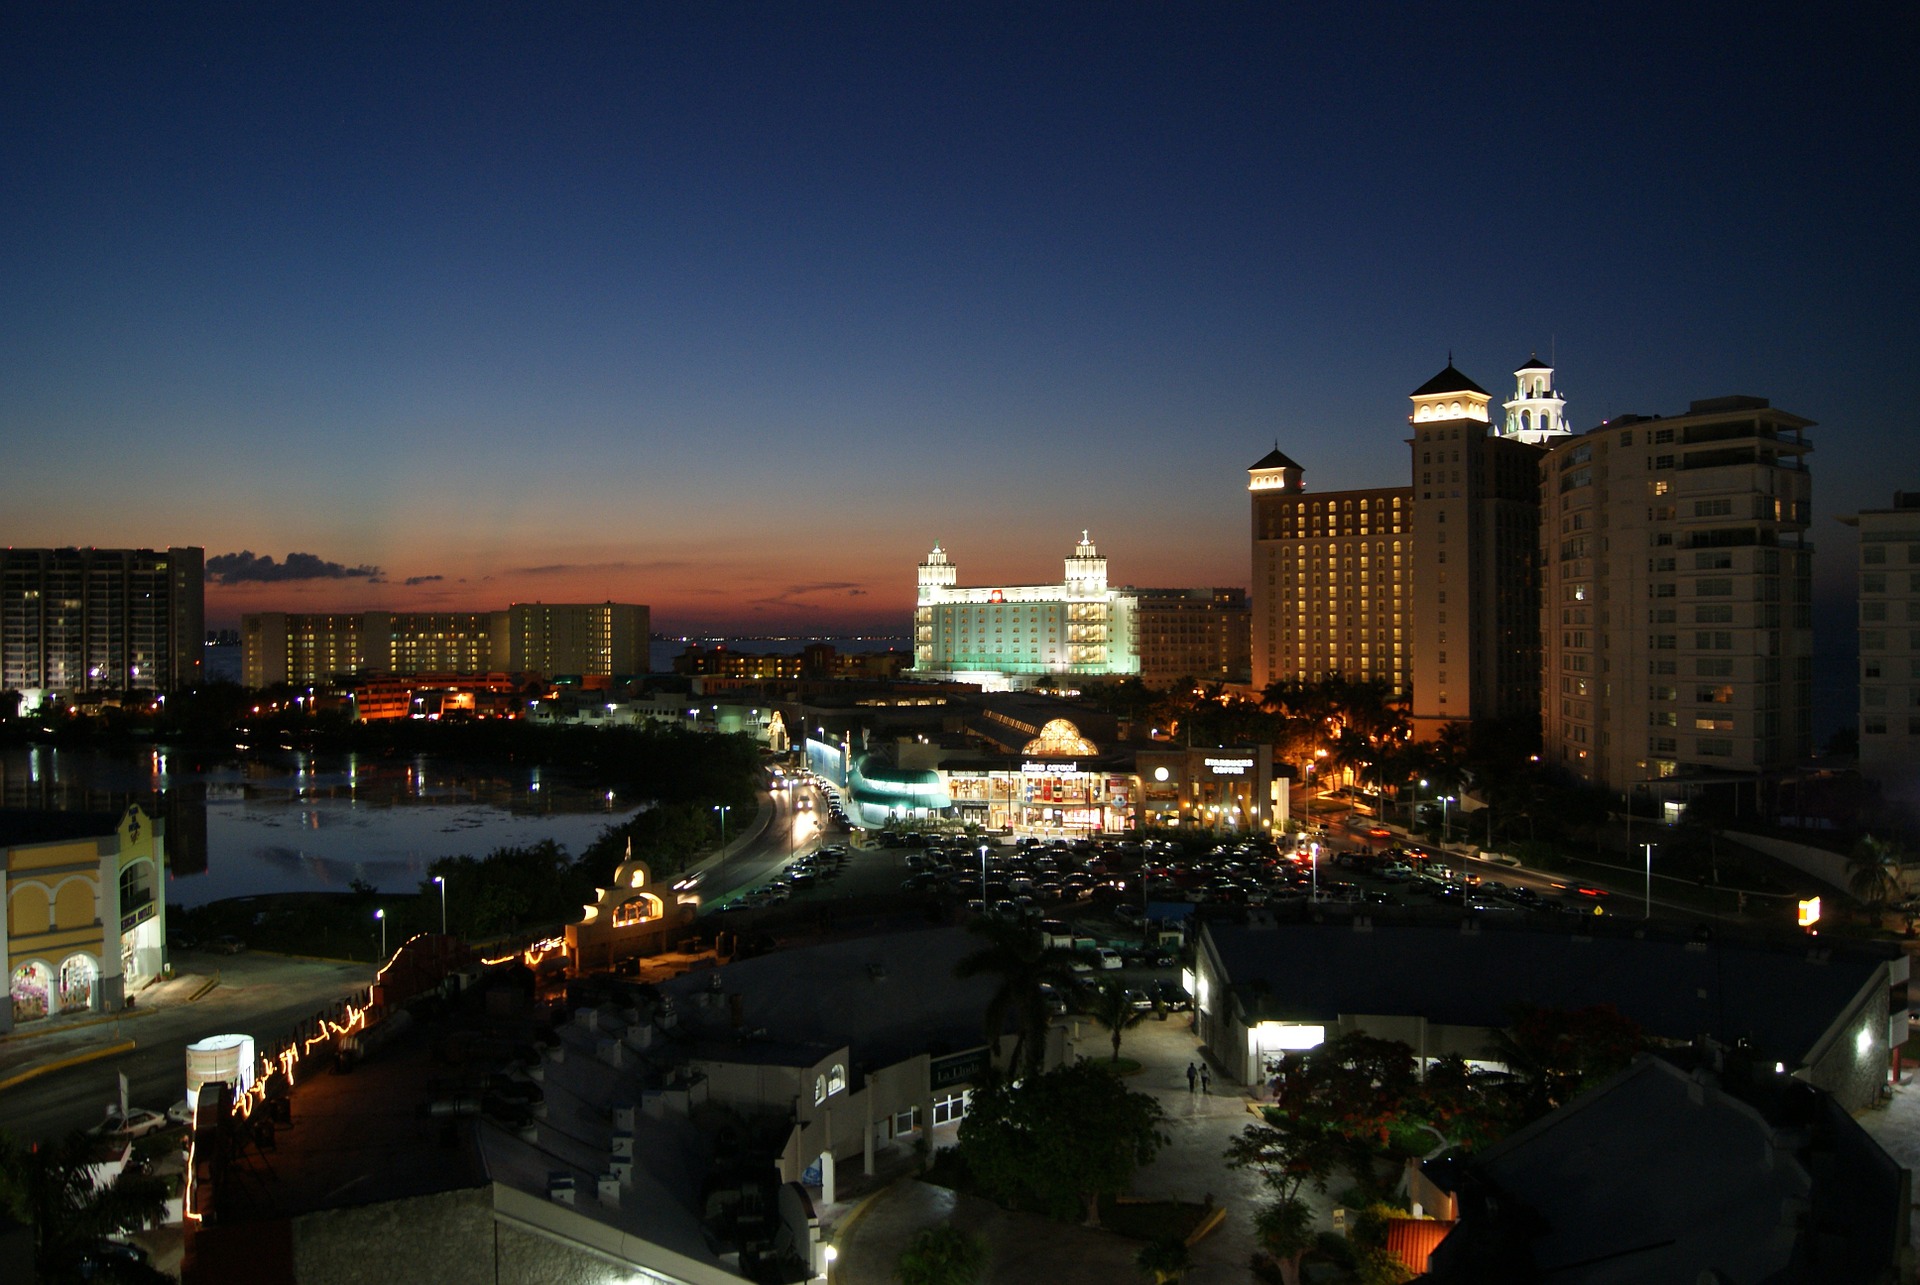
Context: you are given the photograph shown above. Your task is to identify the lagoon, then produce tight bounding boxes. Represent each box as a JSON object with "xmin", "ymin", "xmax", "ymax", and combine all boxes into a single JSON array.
[{"xmin": 0, "ymin": 745, "xmax": 633, "ymax": 908}]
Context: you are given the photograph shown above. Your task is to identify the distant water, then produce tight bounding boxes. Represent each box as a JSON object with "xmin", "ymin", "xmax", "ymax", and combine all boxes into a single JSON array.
[
  {"xmin": 0, "ymin": 746, "xmax": 630, "ymax": 909},
  {"xmin": 647, "ymin": 636, "xmax": 911, "ymax": 673}
]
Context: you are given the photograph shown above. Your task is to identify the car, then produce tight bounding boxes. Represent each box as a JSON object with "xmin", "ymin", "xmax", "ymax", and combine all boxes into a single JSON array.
[
  {"xmin": 1093, "ymin": 947, "xmax": 1124, "ymax": 970},
  {"xmin": 89, "ymin": 1106, "xmax": 172, "ymax": 1140},
  {"xmin": 1151, "ymin": 979, "xmax": 1193, "ymax": 1010},
  {"xmin": 206, "ymin": 934, "xmax": 248, "ymax": 955}
]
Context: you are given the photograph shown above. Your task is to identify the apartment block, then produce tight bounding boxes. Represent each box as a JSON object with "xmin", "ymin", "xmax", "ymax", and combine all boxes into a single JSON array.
[
  {"xmin": 0, "ymin": 547, "xmax": 204, "ymax": 698},
  {"xmin": 1841, "ymin": 492, "xmax": 1920, "ymax": 803},
  {"xmin": 1538, "ymin": 396, "xmax": 1814, "ymax": 793}
]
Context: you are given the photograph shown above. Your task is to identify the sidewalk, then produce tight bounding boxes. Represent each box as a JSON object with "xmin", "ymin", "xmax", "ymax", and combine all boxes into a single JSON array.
[
  {"xmin": 829, "ymin": 1014, "xmax": 1317, "ymax": 1285},
  {"xmin": 0, "ymin": 967, "xmax": 217, "ymax": 1089}
]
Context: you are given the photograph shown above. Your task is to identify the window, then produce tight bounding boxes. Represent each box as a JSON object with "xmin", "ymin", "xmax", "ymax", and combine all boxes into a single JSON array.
[
  {"xmin": 1696, "ymin": 579, "xmax": 1733, "ymax": 596},
  {"xmin": 1864, "ymin": 545, "xmax": 1886, "ymax": 564},
  {"xmin": 1696, "ymin": 606, "xmax": 1733, "ymax": 623},
  {"xmin": 1694, "ymin": 498, "xmax": 1734, "ymax": 517},
  {"xmin": 1698, "ymin": 738, "xmax": 1734, "ymax": 757},
  {"xmin": 932, "ymin": 1091, "xmax": 971, "ymax": 1126}
]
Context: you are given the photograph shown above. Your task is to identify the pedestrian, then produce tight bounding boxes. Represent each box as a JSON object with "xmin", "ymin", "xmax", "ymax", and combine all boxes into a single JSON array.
[
  {"xmin": 1200, "ymin": 1064, "xmax": 1211, "ymax": 1096},
  {"xmin": 1186, "ymin": 1062, "xmax": 1198, "ymax": 1094}
]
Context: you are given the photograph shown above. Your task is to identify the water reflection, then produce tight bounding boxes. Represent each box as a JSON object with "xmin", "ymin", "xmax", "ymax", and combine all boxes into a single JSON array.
[{"xmin": 0, "ymin": 747, "xmax": 632, "ymax": 908}]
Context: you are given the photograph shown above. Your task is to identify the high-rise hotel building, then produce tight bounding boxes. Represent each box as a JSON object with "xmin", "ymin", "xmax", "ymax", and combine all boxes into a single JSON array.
[
  {"xmin": 1248, "ymin": 450, "xmax": 1412, "ymax": 696},
  {"xmin": 1250, "ymin": 359, "xmax": 1560, "ymax": 731},
  {"xmin": 1406, "ymin": 364, "xmax": 1558, "ymax": 737},
  {"xmin": 0, "ymin": 547, "xmax": 204, "ymax": 699},
  {"xmin": 910, "ymin": 534, "xmax": 1250, "ymax": 690},
  {"xmin": 1538, "ymin": 397, "xmax": 1814, "ymax": 793}
]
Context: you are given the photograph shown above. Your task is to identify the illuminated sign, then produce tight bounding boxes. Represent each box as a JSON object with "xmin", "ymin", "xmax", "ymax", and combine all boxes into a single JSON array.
[
  {"xmin": 1204, "ymin": 757, "xmax": 1253, "ymax": 776},
  {"xmin": 119, "ymin": 901, "xmax": 156, "ymax": 935},
  {"xmin": 989, "ymin": 589, "xmax": 1005, "ymax": 603},
  {"xmin": 1797, "ymin": 897, "xmax": 1821, "ymax": 928},
  {"xmin": 931, "ymin": 1047, "xmax": 989, "ymax": 1088},
  {"xmin": 1023, "ymin": 761, "xmax": 1081, "ymax": 775}
]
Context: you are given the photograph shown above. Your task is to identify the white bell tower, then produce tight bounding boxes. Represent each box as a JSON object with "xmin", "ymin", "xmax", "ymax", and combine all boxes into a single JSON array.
[
  {"xmin": 1064, "ymin": 531, "xmax": 1107, "ymax": 599},
  {"xmin": 917, "ymin": 543, "xmax": 957, "ymax": 604},
  {"xmin": 1502, "ymin": 355, "xmax": 1571, "ymax": 444}
]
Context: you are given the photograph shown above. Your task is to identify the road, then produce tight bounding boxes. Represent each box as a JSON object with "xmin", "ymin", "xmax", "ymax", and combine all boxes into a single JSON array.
[
  {"xmin": 0, "ymin": 951, "xmax": 371, "ymax": 1144},
  {"xmin": 693, "ymin": 781, "xmax": 837, "ymax": 907}
]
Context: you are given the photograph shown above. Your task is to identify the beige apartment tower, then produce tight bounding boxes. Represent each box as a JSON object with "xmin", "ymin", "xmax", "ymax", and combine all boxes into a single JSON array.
[
  {"xmin": 1248, "ymin": 448, "xmax": 1412, "ymax": 696},
  {"xmin": 1840, "ymin": 492, "xmax": 1920, "ymax": 804},
  {"xmin": 1538, "ymin": 396, "xmax": 1814, "ymax": 794}
]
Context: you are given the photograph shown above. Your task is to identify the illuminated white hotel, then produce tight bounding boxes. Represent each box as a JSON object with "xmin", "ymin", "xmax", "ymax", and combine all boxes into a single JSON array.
[{"xmin": 913, "ymin": 533, "xmax": 1138, "ymax": 689}]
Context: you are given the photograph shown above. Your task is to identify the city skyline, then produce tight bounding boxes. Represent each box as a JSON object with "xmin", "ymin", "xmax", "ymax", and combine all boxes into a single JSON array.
[{"xmin": 4, "ymin": 5, "xmax": 1913, "ymax": 637}]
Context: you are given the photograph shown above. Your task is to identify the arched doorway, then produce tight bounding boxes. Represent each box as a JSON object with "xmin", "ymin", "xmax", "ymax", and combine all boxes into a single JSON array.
[
  {"xmin": 10, "ymin": 961, "xmax": 52, "ymax": 1024},
  {"xmin": 57, "ymin": 953, "xmax": 98, "ymax": 1015}
]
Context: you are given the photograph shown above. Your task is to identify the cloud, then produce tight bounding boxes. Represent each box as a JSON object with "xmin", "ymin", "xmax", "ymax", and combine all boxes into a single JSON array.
[
  {"xmin": 404, "ymin": 574, "xmax": 444, "ymax": 586},
  {"xmin": 509, "ymin": 560, "xmax": 696, "ymax": 576},
  {"xmin": 747, "ymin": 581, "xmax": 870, "ymax": 610},
  {"xmin": 206, "ymin": 551, "xmax": 382, "ymax": 585}
]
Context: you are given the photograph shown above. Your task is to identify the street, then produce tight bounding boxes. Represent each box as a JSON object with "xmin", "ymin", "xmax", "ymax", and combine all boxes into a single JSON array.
[{"xmin": 0, "ymin": 950, "xmax": 371, "ymax": 1144}]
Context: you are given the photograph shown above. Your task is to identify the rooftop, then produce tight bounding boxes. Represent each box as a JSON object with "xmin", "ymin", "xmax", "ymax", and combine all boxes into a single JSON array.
[{"xmin": 1206, "ymin": 920, "xmax": 1892, "ymax": 1065}]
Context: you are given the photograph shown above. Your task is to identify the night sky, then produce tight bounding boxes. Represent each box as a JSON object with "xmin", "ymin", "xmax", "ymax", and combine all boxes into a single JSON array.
[{"xmin": 4, "ymin": 4, "xmax": 1914, "ymax": 643}]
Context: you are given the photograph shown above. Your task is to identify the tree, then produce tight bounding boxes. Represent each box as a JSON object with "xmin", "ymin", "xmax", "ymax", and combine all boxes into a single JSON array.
[
  {"xmin": 1483, "ymin": 1003, "xmax": 1645, "ymax": 1120},
  {"xmin": 1848, "ymin": 834, "xmax": 1907, "ymax": 921},
  {"xmin": 958, "ymin": 1059, "xmax": 1168, "ymax": 1225},
  {"xmin": 894, "ymin": 1225, "xmax": 988, "ymax": 1285},
  {"xmin": 1135, "ymin": 1235, "xmax": 1191, "ymax": 1284},
  {"xmin": 0, "ymin": 1129, "xmax": 170, "ymax": 1279},
  {"xmin": 952, "ymin": 918, "xmax": 1079, "ymax": 1078},
  {"xmin": 1086, "ymin": 977, "xmax": 1147, "ymax": 1063},
  {"xmin": 1249, "ymin": 1193, "xmax": 1316, "ymax": 1285}
]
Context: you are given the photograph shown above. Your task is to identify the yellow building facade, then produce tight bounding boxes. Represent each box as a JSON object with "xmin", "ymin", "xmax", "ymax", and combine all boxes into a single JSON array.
[{"xmin": 4, "ymin": 805, "xmax": 166, "ymax": 1032}]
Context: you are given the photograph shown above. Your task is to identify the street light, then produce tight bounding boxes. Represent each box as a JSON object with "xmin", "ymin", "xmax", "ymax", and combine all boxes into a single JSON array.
[
  {"xmin": 1440, "ymin": 795, "xmax": 1454, "ymax": 844},
  {"xmin": 375, "ymin": 907, "xmax": 386, "ymax": 959},
  {"xmin": 713, "ymin": 804, "xmax": 731, "ymax": 846},
  {"xmin": 1643, "ymin": 842, "xmax": 1657, "ymax": 920},
  {"xmin": 433, "ymin": 875, "xmax": 447, "ymax": 936},
  {"xmin": 822, "ymin": 1242, "xmax": 838, "ymax": 1283},
  {"xmin": 1416, "ymin": 778, "xmax": 1428, "ymax": 829},
  {"xmin": 979, "ymin": 842, "xmax": 990, "ymax": 910}
]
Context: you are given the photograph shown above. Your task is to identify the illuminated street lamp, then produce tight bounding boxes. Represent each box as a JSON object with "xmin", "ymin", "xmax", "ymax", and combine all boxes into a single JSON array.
[
  {"xmin": 1643, "ymin": 843, "xmax": 1657, "ymax": 920},
  {"xmin": 1440, "ymin": 795, "xmax": 1454, "ymax": 843},
  {"xmin": 433, "ymin": 875, "xmax": 447, "ymax": 936},
  {"xmin": 713, "ymin": 804, "xmax": 731, "ymax": 846},
  {"xmin": 375, "ymin": 907, "xmax": 386, "ymax": 959}
]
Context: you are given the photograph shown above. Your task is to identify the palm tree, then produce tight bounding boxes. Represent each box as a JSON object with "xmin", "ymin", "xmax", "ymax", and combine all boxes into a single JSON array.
[
  {"xmin": 1135, "ymin": 1234, "xmax": 1191, "ymax": 1283},
  {"xmin": 1087, "ymin": 977, "xmax": 1147, "ymax": 1063},
  {"xmin": 895, "ymin": 1224, "xmax": 988, "ymax": 1285},
  {"xmin": 0, "ymin": 1128, "xmax": 170, "ymax": 1279},
  {"xmin": 1849, "ymin": 834, "xmax": 1908, "ymax": 922},
  {"xmin": 952, "ymin": 918, "xmax": 1079, "ymax": 1078}
]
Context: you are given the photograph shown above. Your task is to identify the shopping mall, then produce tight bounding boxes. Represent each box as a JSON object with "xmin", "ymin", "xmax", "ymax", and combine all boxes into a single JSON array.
[{"xmin": 802, "ymin": 714, "xmax": 1281, "ymax": 839}]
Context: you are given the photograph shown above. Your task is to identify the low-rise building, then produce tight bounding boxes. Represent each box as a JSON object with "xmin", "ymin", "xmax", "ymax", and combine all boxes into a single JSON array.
[
  {"xmin": 1193, "ymin": 917, "xmax": 1903, "ymax": 1112},
  {"xmin": 2, "ymin": 804, "xmax": 167, "ymax": 1032}
]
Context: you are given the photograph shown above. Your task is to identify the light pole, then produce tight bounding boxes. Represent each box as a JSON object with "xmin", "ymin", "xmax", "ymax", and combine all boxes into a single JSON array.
[
  {"xmin": 713, "ymin": 804, "xmax": 731, "ymax": 847},
  {"xmin": 1303, "ymin": 760, "xmax": 1314, "ymax": 840},
  {"xmin": 433, "ymin": 875, "xmax": 447, "ymax": 936},
  {"xmin": 822, "ymin": 1242, "xmax": 837, "ymax": 1283},
  {"xmin": 1416, "ymin": 778, "xmax": 1428, "ymax": 830},
  {"xmin": 1440, "ymin": 795, "xmax": 1454, "ymax": 844},
  {"xmin": 375, "ymin": 908, "xmax": 386, "ymax": 959},
  {"xmin": 1643, "ymin": 842, "xmax": 1657, "ymax": 920},
  {"xmin": 979, "ymin": 842, "xmax": 990, "ymax": 908}
]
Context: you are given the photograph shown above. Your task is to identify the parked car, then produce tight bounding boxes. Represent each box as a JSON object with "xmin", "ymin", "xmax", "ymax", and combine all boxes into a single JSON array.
[
  {"xmin": 1093, "ymin": 947, "xmax": 1124, "ymax": 970},
  {"xmin": 89, "ymin": 1106, "xmax": 172, "ymax": 1140}
]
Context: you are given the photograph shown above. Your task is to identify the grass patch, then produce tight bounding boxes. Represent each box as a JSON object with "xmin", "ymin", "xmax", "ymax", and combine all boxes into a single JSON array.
[{"xmin": 1094, "ymin": 1057, "xmax": 1144, "ymax": 1076}]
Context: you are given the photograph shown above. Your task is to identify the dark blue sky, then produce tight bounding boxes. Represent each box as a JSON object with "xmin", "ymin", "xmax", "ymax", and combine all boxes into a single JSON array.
[{"xmin": 3, "ymin": 3, "xmax": 1914, "ymax": 646}]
